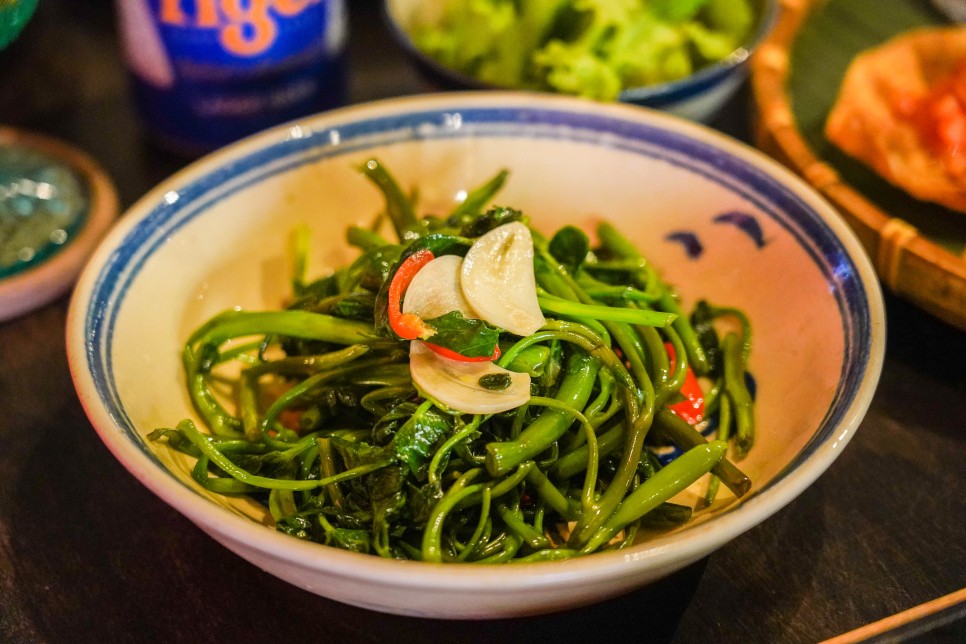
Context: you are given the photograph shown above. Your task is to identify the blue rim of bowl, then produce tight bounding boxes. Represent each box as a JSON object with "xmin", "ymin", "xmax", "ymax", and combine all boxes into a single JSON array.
[
  {"xmin": 82, "ymin": 97, "xmax": 873, "ymax": 514},
  {"xmin": 382, "ymin": 0, "xmax": 781, "ymax": 107}
]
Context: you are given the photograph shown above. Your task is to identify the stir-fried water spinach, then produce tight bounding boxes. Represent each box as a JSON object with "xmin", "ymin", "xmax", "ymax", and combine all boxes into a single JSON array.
[{"xmin": 150, "ymin": 160, "xmax": 755, "ymax": 562}]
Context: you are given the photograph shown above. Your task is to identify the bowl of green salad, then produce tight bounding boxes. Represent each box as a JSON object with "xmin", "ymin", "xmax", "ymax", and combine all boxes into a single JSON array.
[
  {"xmin": 384, "ymin": 0, "xmax": 779, "ymax": 122},
  {"xmin": 67, "ymin": 92, "xmax": 883, "ymax": 618}
]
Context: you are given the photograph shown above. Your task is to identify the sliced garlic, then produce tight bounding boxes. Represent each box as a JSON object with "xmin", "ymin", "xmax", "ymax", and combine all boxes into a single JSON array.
[
  {"xmin": 461, "ymin": 222, "xmax": 546, "ymax": 337},
  {"xmin": 402, "ymin": 254, "xmax": 477, "ymax": 319},
  {"xmin": 409, "ymin": 341, "xmax": 531, "ymax": 414}
]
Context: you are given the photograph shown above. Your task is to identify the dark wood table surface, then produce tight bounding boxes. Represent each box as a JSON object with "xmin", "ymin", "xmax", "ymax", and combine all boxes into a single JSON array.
[{"xmin": 1, "ymin": 1, "xmax": 964, "ymax": 642}]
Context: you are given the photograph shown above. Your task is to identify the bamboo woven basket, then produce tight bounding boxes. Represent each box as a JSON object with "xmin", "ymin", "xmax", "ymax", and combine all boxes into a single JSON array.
[{"xmin": 750, "ymin": 0, "xmax": 966, "ymax": 330}]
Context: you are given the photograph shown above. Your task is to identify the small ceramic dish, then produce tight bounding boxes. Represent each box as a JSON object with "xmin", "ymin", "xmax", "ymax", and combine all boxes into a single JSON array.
[
  {"xmin": 67, "ymin": 92, "xmax": 884, "ymax": 618},
  {"xmin": 383, "ymin": 0, "xmax": 779, "ymax": 122},
  {"xmin": 0, "ymin": 127, "xmax": 118, "ymax": 322}
]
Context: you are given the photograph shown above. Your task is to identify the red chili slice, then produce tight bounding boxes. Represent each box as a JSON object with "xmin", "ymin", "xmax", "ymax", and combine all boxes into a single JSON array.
[
  {"xmin": 424, "ymin": 342, "xmax": 501, "ymax": 362},
  {"xmin": 665, "ymin": 342, "xmax": 705, "ymax": 425},
  {"xmin": 387, "ymin": 249, "xmax": 436, "ymax": 340}
]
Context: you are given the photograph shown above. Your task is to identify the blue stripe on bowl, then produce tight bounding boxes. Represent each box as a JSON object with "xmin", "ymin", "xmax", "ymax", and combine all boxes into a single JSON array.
[{"xmin": 85, "ymin": 103, "xmax": 872, "ymax": 495}]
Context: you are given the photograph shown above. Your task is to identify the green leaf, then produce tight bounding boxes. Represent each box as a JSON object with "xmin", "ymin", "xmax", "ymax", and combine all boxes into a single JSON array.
[
  {"xmin": 690, "ymin": 300, "xmax": 722, "ymax": 376},
  {"xmin": 548, "ymin": 225, "xmax": 590, "ymax": 274},
  {"xmin": 340, "ymin": 245, "xmax": 403, "ymax": 294},
  {"xmin": 293, "ymin": 272, "xmax": 340, "ymax": 302},
  {"xmin": 196, "ymin": 342, "xmax": 219, "ymax": 374},
  {"xmin": 368, "ymin": 465, "xmax": 409, "ymax": 555},
  {"xmin": 408, "ymin": 480, "xmax": 444, "ymax": 526},
  {"xmin": 332, "ymin": 437, "xmax": 386, "ymax": 469},
  {"xmin": 229, "ymin": 449, "xmax": 300, "ymax": 480},
  {"xmin": 683, "ymin": 22, "xmax": 740, "ymax": 63},
  {"xmin": 369, "ymin": 403, "xmax": 453, "ymax": 474},
  {"xmin": 326, "ymin": 527, "xmax": 372, "ymax": 553},
  {"xmin": 423, "ymin": 310, "xmax": 502, "ymax": 358},
  {"xmin": 372, "ymin": 402, "xmax": 420, "ymax": 444},
  {"xmin": 329, "ymin": 292, "xmax": 378, "ymax": 321},
  {"xmin": 701, "ymin": 0, "xmax": 754, "ymax": 41},
  {"xmin": 458, "ymin": 205, "xmax": 523, "ymax": 238},
  {"xmin": 391, "ymin": 406, "xmax": 452, "ymax": 474},
  {"xmin": 276, "ymin": 514, "xmax": 319, "ymax": 541},
  {"xmin": 648, "ymin": 0, "xmax": 711, "ymax": 23},
  {"xmin": 479, "ymin": 373, "xmax": 512, "ymax": 390}
]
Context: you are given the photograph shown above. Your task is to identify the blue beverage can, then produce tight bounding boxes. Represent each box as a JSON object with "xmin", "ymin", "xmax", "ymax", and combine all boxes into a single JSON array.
[{"xmin": 116, "ymin": 0, "xmax": 348, "ymax": 155}]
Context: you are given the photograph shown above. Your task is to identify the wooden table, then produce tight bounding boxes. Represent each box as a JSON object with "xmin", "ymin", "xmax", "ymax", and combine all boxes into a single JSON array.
[{"xmin": 1, "ymin": 1, "xmax": 963, "ymax": 642}]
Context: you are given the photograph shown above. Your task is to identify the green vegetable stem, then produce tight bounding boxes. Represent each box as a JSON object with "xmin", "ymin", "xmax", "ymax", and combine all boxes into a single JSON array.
[
  {"xmin": 580, "ymin": 440, "xmax": 728, "ymax": 553},
  {"xmin": 485, "ymin": 352, "xmax": 600, "ymax": 476}
]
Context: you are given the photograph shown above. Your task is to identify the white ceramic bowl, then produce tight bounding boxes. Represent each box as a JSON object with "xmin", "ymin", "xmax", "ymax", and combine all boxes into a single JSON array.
[
  {"xmin": 67, "ymin": 93, "xmax": 884, "ymax": 619},
  {"xmin": 383, "ymin": 0, "xmax": 779, "ymax": 122}
]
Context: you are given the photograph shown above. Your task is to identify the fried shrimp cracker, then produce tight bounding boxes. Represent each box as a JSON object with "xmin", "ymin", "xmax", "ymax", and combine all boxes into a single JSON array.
[{"xmin": 825, "ymin": 27, "xmax": 966, "ymax": 213}]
